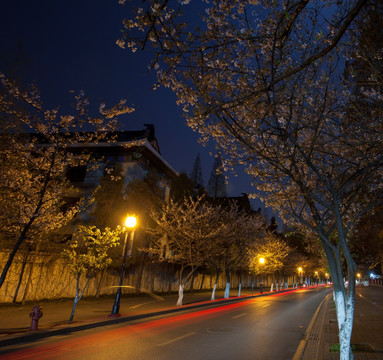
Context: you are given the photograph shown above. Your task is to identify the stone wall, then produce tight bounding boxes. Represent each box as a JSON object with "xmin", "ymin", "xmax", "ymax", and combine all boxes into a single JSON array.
[{"xmin": 0, "ymin": 252, "xmax": 296, "ymax": 303}]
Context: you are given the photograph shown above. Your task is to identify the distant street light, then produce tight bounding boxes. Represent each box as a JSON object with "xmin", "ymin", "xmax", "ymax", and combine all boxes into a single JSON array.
[
  {"xmin": 357, "ymin": 273, "xmax": 361, "ymax": 283},
  {"xmin": 259, "ymin": 257, "xmax": 265, "ymax": 294},
  {"xmin": 298, "ymin": 267, "xmax": 303, "ymax": 287},
  {"xmin": 110, "ymin": 215, "xmax": 137, "ymax": 317}
]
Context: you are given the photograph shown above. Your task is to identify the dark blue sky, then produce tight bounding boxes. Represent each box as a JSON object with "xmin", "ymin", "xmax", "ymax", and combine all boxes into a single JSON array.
[{"xmin": 0, "ymin": 0, "xmax": 270, "ymax": 216}]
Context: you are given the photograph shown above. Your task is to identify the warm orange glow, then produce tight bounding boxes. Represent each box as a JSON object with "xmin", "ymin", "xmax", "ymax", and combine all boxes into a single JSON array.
[
  {"xmin": 259, "ymin": 257, "xmax": 265, "ymax": 264},
  {"xmin": 298, "ymin": 267, "xmax": 302, "ymax": 273},
  {"xmin": 357, "ymin": 273, "xmax": 361, "ymax": 278},
  {"xmin": 125, "ymin": 215, "xmax": 137, "ymax": 228}
]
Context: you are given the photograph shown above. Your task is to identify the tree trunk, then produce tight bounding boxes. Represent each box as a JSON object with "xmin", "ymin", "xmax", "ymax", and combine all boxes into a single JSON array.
[
  {"xmin": 68, "ymin": 271, "xmax": 94, "ymax": 323},
  {"xmin": 21, "ymin": 239, "xmax": 42, "ymax": 305},
  {"xmin": 0, "ymin": 228, "xmax": 33, "ymax": 289},
  {"xmin": 176, "ymin": 267, "xmax": 185, "ymax": 306},
  {"xmin": 199, "ymin": 273, "xmax": 205, "ymax": 290},
  {"xmin": 0, "ymin": 150, "xmax": 57, "ymax": 289},
  {"xmin": 334, "ymin": 290, "xmax": 354, "ymax": 360},
  {"xmin": 320, "ymin": 225, "xmax": 356, "ymax": 360},
  {"xmin": 238, "ymin": 271, "xmax": 242, "ymax": 297},
  {"xmin": 69, "ymin": 293, "xmax": 79, "ymax": 324},
  {"xmin": 12, "ymin": 249, "xmax": 30, "ymax": 303},
  {"xmin": 176, "ymin": 284, "xmax": 184, "ymax": 306},
  {"xmin": 224, "ymin": 269, "xmax": 230, "ymax": 298},
  {"xmin": 211, "ymin": 268, "xmax": 220, "ymax": 300}
]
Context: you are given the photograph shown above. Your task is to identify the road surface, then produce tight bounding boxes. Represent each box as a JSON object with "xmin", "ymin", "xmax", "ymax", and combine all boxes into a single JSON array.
[{"xmin": 0, "ymin": 287, "xmax": 331, "ymax": 360}]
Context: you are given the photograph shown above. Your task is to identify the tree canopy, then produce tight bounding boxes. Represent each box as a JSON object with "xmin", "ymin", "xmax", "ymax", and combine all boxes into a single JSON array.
[
  {"xmin": 0, "ymin": 73, "xmax": 133, "ymax": 288},
  {"xmin": 119, "ymin": 1, "xmax": 382, "ymax": 358}
]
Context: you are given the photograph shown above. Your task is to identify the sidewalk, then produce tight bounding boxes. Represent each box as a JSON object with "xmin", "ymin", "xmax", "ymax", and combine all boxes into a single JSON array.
[
  {"xmin": 298, "ymin": 285, "xmax": 383, "ymax": 360},
  {"xmin": 0, "ymin": 288, "xmax": 263, "ymax": 345}
]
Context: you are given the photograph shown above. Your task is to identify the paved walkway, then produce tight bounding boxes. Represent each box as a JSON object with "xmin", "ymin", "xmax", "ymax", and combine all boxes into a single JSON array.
[
  {"xmin": 299, "ymin": 285, "xmax": 383, "ymax": 360},
  {"xmin": 0, "ymin": 287, "xmax": 263, "ymax": 341},
  {"xmin": 0, "ymin": 285, "xmax": 382, "ymax": 359}
]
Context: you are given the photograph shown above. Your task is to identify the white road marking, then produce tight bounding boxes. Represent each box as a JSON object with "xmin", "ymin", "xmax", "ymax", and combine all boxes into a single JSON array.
[
  {"xmin": 232, "ymin": 313, "xmax": 247, "ymax": 319},
  {"xmin": 262, "ymin": 304, "xmax": 271, "ymax": 308},
  {"xmin": 157, "ymin": 332, "xmax": 196, "ymax": 347}
]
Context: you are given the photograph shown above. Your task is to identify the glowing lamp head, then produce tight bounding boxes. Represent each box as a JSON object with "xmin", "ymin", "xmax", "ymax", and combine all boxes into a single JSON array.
[
  {"xmin": 259, "ymin": 257, "xmax": 265, "ymax": 264},
  {"xmin": 125, "ymin": 216, "xmax": 137, "ymax": 228},
  {"xmin": 298, "ymin": 267, "xmax": 302, "ymax": 272},
  {"xmin": 357, "ymin": 273, "xmax": 361, "ymax": 278}
]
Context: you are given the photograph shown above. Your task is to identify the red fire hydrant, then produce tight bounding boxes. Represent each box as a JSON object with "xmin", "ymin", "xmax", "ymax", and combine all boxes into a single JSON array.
[{"xmin": 30, "ymin": 305, "xmax": 43, "ymax": 330}]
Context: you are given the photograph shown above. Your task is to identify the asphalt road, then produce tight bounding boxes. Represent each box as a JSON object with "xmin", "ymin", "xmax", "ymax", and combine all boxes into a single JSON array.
[{"xmin": 0, "ymin": 287, "xmax": 331, "ymax": 360}]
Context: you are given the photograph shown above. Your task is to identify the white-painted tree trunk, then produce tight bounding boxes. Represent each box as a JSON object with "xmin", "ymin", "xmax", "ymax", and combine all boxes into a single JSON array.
[
  {"xmin": 224, "ymin": 282, "xmax": 230, "ymax": 298},
  {"xmin": 238, "ymin": 283, "xmax": 241, "ymax": 297},
  {"xmin": 276, "ymin": 282, "xmax": 279, "ymax": 291},
  {"xmin": 211, "ymin": 283, "xmax": 217, "ymax": 301},
  {"xmin": 333, "ymin": 290, "xmax": 354, "ymax": 360},
  {"xmin": 176, "ymin": 284, "xmax": 184, "ymax": 306}
]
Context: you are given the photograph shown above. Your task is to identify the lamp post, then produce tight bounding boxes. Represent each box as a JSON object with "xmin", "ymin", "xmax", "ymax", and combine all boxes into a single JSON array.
[
  {"xmin": 259, "ymin": 257, "xmax": 265, "ymax": 294},
  {"xmin": 110, "ymin": 215, "xmax": 137, "ymax": 317}
]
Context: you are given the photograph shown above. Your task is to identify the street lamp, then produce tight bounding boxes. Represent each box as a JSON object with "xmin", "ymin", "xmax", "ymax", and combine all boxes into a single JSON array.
[
  {"xmin": 298, "ymin": 267, "xmax": 303, "ymax": 287},
  {"xmin": 110, "ymin": 215, "xmax": 137, "ymax": 317},
  {"xmin": 357, "ymin": 273, "xmax": 361, "ymax": 284},
  {"xmin": 259, "ymin": 257, "xmax": 265, "ymax": 294}
]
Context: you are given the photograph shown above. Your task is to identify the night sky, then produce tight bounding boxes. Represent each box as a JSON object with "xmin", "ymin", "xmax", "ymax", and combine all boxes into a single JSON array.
[{"xmin": 0, "ymin": 1, "xmax": 269, "ymax": 217}]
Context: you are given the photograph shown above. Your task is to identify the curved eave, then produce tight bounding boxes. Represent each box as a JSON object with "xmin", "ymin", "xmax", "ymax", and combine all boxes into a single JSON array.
[{"xmin": 67, "ymin": 139, "xmax": 178, "ymax": 180}]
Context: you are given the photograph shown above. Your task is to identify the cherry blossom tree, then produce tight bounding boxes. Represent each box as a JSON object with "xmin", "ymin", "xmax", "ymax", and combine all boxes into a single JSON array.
[
  {"xmin": 248, "ymin": 233, "xmax": 290, "ymax": 276},
  {"xmin": 208, "ymin": 203, "xmax": 264, "ymax": 299},
  {"xmin": 0, "ymin": 73, "xmax": 133, "ymax": 289},
  {"xmin": 63, "ymin": 225, "xmax": 122, "ymax": 323},
  {"xmin": 147, "ymin": 195, "xmax": 224, "ymax": 305},
  {"xmin": 119, "ymin": 1, "xmax": 382, "ymax": 358}
]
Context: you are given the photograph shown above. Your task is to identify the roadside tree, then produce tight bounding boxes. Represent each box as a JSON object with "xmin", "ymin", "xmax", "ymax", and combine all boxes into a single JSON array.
[
  {"xmin": 215, "ymin": 205, "xmax": 264, "ymax": 299},
  {"xmin": 248, "ymin": 232, "xmax": 290, "ymax": 278},
  {"xmin": 147, "ymin": 195, "xmax": 223, "ymax": 305},
  {"xmin": 119, "ymin": 2, "xmax": 382, "ymax": 358},
  {"xmin": 0, "ymin": 73, "xmax": 133, "ymax": 289},
  {"xmin": 63, "ymin": 225, "xmax": 123, "ymax": 323}
]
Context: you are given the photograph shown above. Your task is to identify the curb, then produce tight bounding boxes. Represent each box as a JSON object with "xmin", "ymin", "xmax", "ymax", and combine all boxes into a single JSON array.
[{"xmin": 292, "ymin": 292, "xmax": 331, "ymax": 360}]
